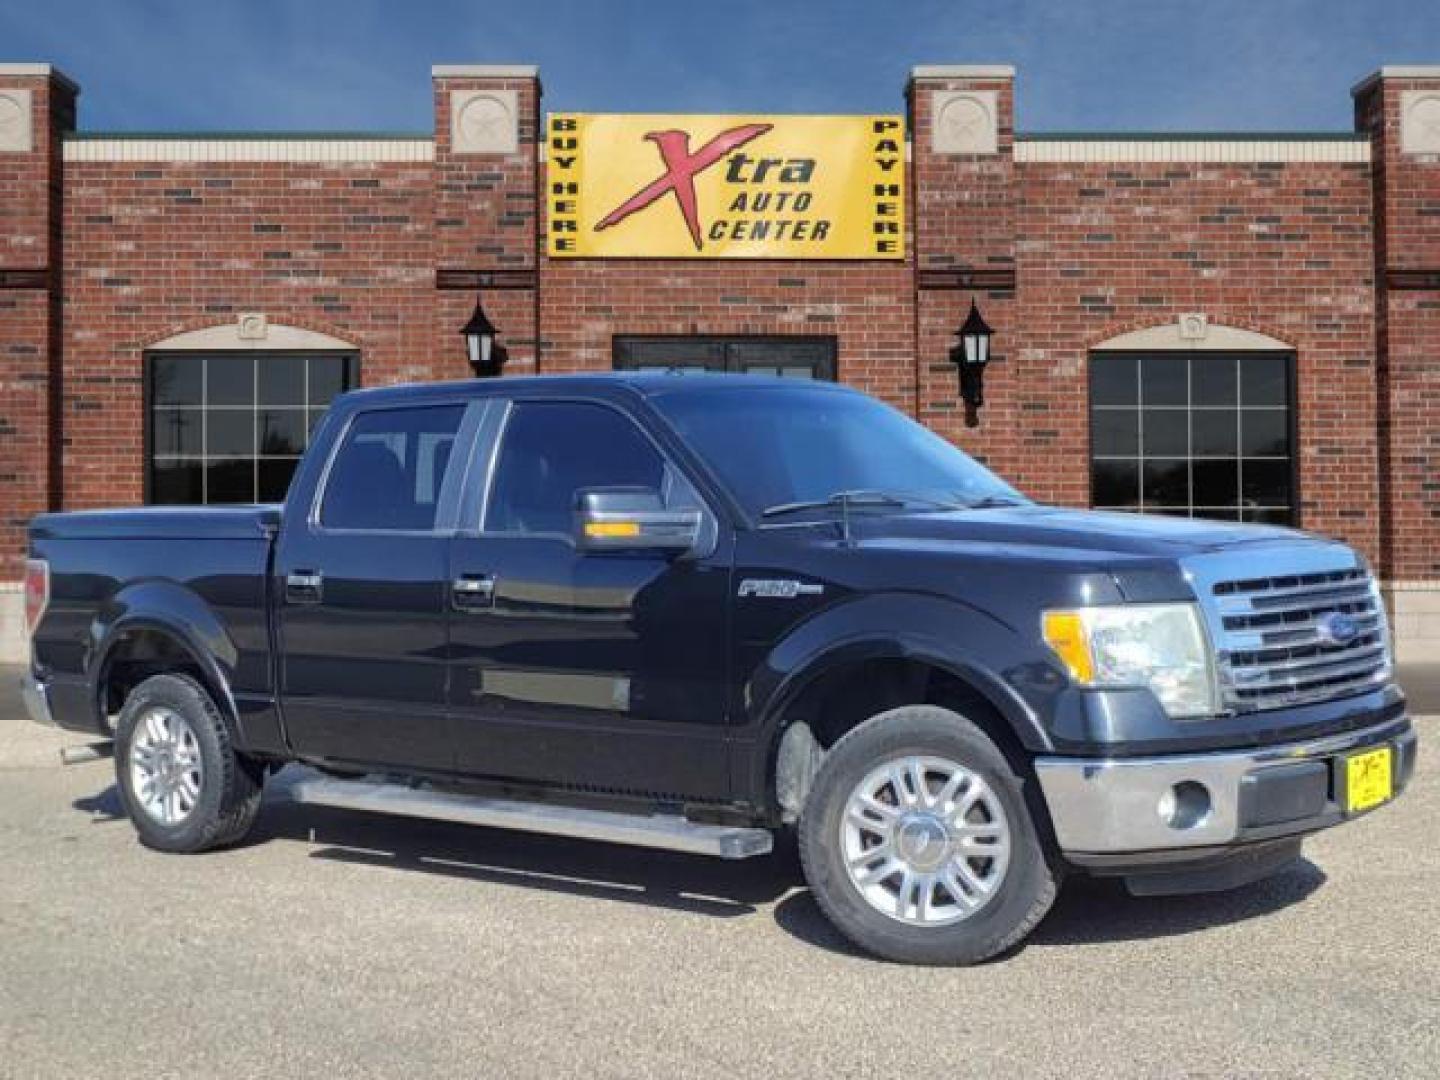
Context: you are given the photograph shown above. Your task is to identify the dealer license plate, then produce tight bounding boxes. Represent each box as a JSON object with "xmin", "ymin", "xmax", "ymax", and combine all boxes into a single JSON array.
[{"xmin": 1344, "ymin": 746, "xmax": 1393, "ymax": 814}]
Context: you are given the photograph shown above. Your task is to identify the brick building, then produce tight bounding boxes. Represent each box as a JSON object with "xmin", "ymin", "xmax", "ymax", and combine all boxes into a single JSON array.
[{"xmin": 1, "ymin": 61, "xmax": 1437, "ymax": 660}]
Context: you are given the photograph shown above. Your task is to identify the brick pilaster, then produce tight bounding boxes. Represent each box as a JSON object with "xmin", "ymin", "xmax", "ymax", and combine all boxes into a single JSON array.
[
  {"xmin": 431, "ymin": 65, "xmax": 541, "ymax": 375},
  {"xmin": 0, "ymin": 64, "xmax": 76, "ymax": 579},
  {"xmin": 1355, "ymin": 66, "xmax": 1440, "ymax": 657}
]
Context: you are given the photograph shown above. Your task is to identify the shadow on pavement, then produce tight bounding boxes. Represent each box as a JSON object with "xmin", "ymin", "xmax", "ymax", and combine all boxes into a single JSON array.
[
  {"xmin": 72, "ymin": 785, "xmax": 125, "ymax": 821},
  {"xmin": 73, "ymin": 772, "xmax": 1327, "ymax": 955},
  {"xmin": 255, "ymin": 782, "xmax": 802, "ymax": 919},
  {"xmin": 772, "ymin": 858, "xmax": 1328, "ymax": 961}
]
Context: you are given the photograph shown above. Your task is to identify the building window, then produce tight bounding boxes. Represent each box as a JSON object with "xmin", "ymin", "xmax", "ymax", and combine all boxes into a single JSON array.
[
  {"xmin": 1089, "ymin": 351, "xmax": 1295, "ymax": 525},
  {"xmin": 147, "ymin": 352, "xmax": 358, "ymax": 504},
  {"xmin": 613, "ymin": 336, "xmax": 836, "ymax": 380}
]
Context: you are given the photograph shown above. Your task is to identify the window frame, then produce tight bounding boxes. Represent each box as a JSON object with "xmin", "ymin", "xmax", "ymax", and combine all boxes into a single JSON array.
[
  {"xmin": 612, "ymin": 334, "xmax": 838, "ymax": 381},
  {"xmin": 1086, "ymin": 348, "xmax": 1300, "ymax": 526},
  {"xmin": 143, "ymin": 349, "xmax": 359, "ymax": 506},
  {"xmin": 308, "ymin": 400, "xmax": 481, "ymax": 537},
  {"xmin": 472, "ymin": 395, "xmax": 717, "ymax": 544}
]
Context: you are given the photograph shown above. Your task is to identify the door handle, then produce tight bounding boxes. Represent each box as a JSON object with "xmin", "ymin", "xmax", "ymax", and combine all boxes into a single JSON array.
[
  {"xmin": 452, "ymin": 574, "xmax": 495, "ymax": 612},
  {"xmin": 286, "ymin": 570, "xmax": 324, "ymax": 605}
]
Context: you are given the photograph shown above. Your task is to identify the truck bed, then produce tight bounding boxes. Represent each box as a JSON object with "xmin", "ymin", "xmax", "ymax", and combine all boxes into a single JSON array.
[{"xmin": 27, "ymin": 505, "xmax": 281, "ymax": 739}]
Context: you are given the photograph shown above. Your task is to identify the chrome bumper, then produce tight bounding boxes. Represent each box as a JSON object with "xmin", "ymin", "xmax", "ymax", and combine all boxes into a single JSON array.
[
  {"xmin": 1035, "ymin": 717, "xmax": 1416, "ymax": 854},
  {"xmin": 20, "ymin": 672, "xmax": 55, "ymax": 728}
]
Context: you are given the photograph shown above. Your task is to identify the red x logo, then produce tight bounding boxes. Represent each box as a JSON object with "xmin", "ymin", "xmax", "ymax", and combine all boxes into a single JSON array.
[{"xmin": 595, "ymin": 123, "xmax": 773, "ymax": 251}]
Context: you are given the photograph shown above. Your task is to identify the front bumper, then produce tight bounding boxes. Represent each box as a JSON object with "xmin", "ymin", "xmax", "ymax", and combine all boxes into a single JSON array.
[
  {"xmin": 1035, "ymin": 714, "xmax": 1417, "ymax": 856},
  {"xmin": 21, "ymin": 671, "xmax": 55, "ymax": 728}
]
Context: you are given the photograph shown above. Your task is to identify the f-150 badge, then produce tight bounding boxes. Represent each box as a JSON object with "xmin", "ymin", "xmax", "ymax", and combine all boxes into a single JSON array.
[{"xmin": 738, "ymin": 579, "xmax": 825, "ymax": 599}]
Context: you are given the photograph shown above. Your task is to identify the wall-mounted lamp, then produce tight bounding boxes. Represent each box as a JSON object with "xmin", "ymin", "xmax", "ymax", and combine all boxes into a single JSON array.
[
  {"xmin": 461, "ymin": 294, "xmax": 508, "ymax": 378},
  {"xmin": 948, "ymin": 300, "xmax": 994, "ymax": 428}
]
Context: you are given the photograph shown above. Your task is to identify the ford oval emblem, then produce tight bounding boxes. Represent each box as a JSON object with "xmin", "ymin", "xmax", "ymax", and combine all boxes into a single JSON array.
[{"xmin": 1316, "ymin": 612, "xmax": 1360, "ymax": 647}]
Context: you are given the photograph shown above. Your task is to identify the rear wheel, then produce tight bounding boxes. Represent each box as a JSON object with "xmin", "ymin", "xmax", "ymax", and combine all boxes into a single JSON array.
[
  {"xmin": 799, "ymin": 705, "xmax": 1057, "ymax": 965},
  {"xmin": 114, "ymin": 674, "xmax": 264, "ymax": 852}
]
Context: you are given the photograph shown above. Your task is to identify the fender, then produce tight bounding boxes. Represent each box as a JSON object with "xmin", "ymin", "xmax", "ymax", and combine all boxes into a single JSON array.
[
  {"xmin": 88, "ymin": 578, "xmax": 243, "ymax": 740},
  {"xmin": 740, "ymin": 592, "xmax": 1057, "ymax": 808}
]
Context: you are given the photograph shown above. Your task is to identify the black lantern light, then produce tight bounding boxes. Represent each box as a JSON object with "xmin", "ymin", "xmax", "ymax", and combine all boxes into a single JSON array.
[
  {"xmin": 948, "ymin": 299, "xmax": 994, "ymax": 428},
  {"xmin": 461, "ymin": 294, "xmax": 508, "ymax": 378}
]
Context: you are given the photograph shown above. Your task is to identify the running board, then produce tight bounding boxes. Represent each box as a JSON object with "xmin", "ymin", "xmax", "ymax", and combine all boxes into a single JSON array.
[{"xmin": 288, "ymin": 776, "xmax": 774, "ymax": 860}]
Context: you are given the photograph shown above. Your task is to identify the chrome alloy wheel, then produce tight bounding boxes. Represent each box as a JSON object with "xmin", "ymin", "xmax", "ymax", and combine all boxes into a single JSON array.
[
  {"xmin": 840, "ymin": 755, "xmax": 1011, "ymax": 926},
  {"xmin": 128, "ymin": 707, "xmax": 204, "ymax": 826}
]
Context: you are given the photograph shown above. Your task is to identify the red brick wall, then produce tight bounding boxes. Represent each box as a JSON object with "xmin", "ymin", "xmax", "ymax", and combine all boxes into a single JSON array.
[
  {"xmin": 59, "ymin": 156, "xmax": 440, "ymax": 509},
  {"xmin": 3, "ymin": 62, "xmax": 1436, "ymax": 592},
  {"xmin": 0, "ymin": 72, "xmax": 73, "ymax": 579},
  {"xmin": 432, "ymin": 73, "xmax": 540, "ymax": 374},
  {"xmin": 909, "ymin": 73, "xmax": 1021, "ymax": 495},
  {"xmin": 906, "ymin": 75, "xmax": 1381, "ymax": 564},
  {"xmin": 537, "ymin": 257, "xmax": 916, "ymax": 408},
  {"xmin": 1357, "ymin": 74, "xmax": 1440, "ymax": 581},
  {"xmin": 1011, "ymin": 156, "xmax": 1379, "ymax": 560}
]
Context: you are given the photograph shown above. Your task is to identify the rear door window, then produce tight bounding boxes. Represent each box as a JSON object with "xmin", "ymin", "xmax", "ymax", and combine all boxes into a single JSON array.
[{"xmin": 321, "ymin": 405, "xmax": 465, "ymax": 530}]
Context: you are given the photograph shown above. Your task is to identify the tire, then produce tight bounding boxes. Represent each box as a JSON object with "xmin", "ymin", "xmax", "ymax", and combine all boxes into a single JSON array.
[
  {"xmin": 114, "ymin": 673, "xmax": 264, "ymax": 853},
  {"xmin": 799, "ymin": 705, "xmax": 1058, "ymax": 965}
]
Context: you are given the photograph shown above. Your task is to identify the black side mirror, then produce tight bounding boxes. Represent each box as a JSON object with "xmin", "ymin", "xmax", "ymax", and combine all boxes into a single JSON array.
[{"xmin": 575, "ymin": 487, "xmax": 701, "ymax": 554}]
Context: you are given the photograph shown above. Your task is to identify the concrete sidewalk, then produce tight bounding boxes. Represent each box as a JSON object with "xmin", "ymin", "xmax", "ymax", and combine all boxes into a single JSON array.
[{"xmin": 1398, "ymin": 663, "xmax": 1440, "ymax": 716}]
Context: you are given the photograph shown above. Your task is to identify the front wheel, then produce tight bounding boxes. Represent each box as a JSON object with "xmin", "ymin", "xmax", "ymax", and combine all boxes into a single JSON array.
[
  {"xmin": 114, "ymin": 673, "xmax": 264, "ymax": 853},
  {"xmin": 799, "ymin": 705, "xmax": 1058, "ymax": 965}
]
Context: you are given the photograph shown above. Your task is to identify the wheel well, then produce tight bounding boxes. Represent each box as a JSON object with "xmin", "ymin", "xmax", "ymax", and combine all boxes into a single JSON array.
[
  {"xmin": 784, "ymin": 657, "xmax": 1026, "ymax": 759},
  {"xmin": 98, "ymin": 627, "xmax": 218, "ymax": 726},
  {"xmin": 770, "ymin": 657, "xmax": 1036, "ymax": 819}
]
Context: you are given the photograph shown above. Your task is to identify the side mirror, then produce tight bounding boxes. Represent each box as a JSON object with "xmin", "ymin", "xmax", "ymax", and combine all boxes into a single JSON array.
[{"xmin": 575, "ymin": 487, "xmax": 701, "ymax": 554}]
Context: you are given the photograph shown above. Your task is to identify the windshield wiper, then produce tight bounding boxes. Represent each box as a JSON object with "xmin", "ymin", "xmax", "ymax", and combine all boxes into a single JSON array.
[
  {"xmin": 760, "ymin": 489, "xmax": 964, "ymax": 519},
  {"xmin": 961, "ymin": 495, "xmax": 1027, "ymax": 510}
]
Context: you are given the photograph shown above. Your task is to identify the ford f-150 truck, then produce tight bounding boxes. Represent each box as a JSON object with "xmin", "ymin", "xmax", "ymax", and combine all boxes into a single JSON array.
[{"xmin": 23, "ymin": 374, "xmax": 1417, "ymax": 964}]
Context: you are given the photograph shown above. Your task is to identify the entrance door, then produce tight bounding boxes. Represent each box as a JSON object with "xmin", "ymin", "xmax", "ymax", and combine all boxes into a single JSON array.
[{"xmin": 613, "ymin": 335, "xmax": 837, "ymax": 379}]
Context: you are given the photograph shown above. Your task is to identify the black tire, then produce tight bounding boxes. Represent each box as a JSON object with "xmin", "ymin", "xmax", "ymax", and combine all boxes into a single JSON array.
[
  {"xmin": 114, "ymin": 673, "xmax": 264, "ymax": 853},
  {"xmin": 799, "ymin": 705, "xmax": 1058, "ymax": 965}
]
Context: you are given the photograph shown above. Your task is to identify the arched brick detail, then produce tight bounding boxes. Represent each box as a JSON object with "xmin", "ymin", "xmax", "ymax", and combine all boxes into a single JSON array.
[{"xmin": 140, "ymin": 314, "xmax": 364, "ymax": 351}]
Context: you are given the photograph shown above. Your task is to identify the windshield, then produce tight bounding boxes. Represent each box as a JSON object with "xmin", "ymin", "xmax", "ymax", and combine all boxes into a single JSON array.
[{"xmin": 650, "ymin": 385, "xmax": 1027, "ymax": 519}]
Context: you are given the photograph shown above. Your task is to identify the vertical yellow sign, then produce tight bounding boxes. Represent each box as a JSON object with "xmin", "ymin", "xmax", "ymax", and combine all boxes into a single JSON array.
[{"xmin": 547, "ymin": 114, "xmax": 905, "ymax": 259}]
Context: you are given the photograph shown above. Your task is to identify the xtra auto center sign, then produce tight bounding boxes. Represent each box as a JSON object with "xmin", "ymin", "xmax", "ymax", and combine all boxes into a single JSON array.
[{"xmin": 546, "ymin": 114, "xmax": 905, "ymax": 259}]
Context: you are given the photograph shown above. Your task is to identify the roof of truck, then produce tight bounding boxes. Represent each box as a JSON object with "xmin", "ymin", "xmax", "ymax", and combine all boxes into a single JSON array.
[{"xmin": 334, "ymin": 371, "xmax": 857, "ymax": 408}]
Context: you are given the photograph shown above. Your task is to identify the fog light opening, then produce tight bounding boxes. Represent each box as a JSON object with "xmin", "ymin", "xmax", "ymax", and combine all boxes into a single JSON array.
[{"xmin": 1158, "ymin": 781, "xmax": 1212, "ymax": 830}]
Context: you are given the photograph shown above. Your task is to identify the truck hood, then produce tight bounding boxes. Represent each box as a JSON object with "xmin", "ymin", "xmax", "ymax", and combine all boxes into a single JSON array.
[{"xmin": 846, "ymin": 505, "xmax": 1345, "ymax": 563}]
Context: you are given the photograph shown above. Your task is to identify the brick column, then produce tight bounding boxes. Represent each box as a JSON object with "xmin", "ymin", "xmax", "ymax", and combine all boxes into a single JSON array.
[
  {"xmin": 0, "ymin": 64, "xmax": 75, "ymax": 659},
  {"xmin": 908, "ymin": 66, "xmax": 1027, "ymax": 481},
  {"xmin": 1354, "ymin": 66, "xmax": 1440, "ymax": 661},
  {"xmin": 430, "ymin": 65, "xmax": 541, "ymax": 378}
]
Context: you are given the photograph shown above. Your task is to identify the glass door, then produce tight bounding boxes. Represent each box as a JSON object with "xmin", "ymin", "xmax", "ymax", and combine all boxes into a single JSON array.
[{"xmin": 613, "ymin": 336, "xmax": 837, "ymax": 380}]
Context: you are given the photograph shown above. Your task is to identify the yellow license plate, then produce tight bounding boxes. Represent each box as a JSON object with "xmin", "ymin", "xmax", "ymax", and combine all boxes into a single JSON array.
[{"xmin": 1345, "ymin": 746, "xmax": 1393, "ymax": 814}]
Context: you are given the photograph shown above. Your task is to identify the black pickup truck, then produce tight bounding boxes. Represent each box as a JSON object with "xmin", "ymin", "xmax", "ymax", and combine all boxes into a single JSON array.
[{"xmin": 23, "ymin": 374, "xmax": 1417, "ymax": 964}]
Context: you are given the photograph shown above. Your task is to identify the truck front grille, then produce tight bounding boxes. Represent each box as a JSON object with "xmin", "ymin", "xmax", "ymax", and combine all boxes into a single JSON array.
[{"xmin": 1210, "ymin": 566, "xmax": 1391, "ymax": 712}]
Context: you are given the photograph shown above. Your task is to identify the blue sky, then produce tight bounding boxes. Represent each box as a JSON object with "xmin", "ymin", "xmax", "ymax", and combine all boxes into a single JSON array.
[{"xmin": 2, "ymin": 0, "xmax": 1437, "ymax": 133}]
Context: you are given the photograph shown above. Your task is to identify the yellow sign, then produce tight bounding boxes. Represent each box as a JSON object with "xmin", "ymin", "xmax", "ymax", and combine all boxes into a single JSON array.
[{"xmin": 547, "ymin": 113, "xmax": 905, "ymax": 259}]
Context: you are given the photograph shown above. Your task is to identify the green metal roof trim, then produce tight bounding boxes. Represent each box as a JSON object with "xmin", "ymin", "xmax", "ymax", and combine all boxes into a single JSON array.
[
  {"xmin": 1017, "ymin": 131, "xmax": 1369, "ymax": 142},
  {"xmin": 65, "ymin": 131, "xmax": 433, "ymax": 141}
]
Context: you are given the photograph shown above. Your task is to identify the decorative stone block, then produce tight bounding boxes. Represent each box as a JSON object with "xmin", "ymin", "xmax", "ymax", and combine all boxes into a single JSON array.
[
  {"xmin": 1400, "ymin": 90, "xmax": 1440, "ymax": 155},
  {"xmin": 237, "ymin": 312, "xmax": 268, "ymax": 341},
  {"xmin": 0, "ymin": 87, "xmax": 33, "ymax": 153},
  {"xmin": 451, "ymin": 88, "xmax": 519, "ymax": 155},
  {"xmin": 1178, "ymin": 313, "xmax": 1209, "ymax": 340},
  {"xmin": 931, "ymin": 90, "xmax": 998, "ymax": 155}
]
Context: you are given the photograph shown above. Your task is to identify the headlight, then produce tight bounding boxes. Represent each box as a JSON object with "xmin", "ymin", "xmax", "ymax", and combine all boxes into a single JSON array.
[{"xmin": 1041, "ymin": 603, "xmax": 1217, "ymax": 718}]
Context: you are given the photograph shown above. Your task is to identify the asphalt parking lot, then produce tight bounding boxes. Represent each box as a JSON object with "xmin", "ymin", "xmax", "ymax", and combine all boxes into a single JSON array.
[{"xmin": 2, "ymin": 667, "xmax": 1435, "ymax": 1079}]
